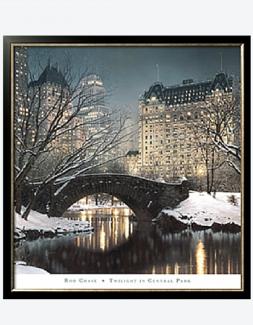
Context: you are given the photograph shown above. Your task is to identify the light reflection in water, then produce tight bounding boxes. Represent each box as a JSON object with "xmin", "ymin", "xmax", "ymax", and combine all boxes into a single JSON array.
[
  {"xmin": 195, "ymin": 240, "xmax": 207, "ymax": 274},
  {"xmin": 75, "ymin": 236, "xmax": 80, "ymax": 248},
  {"xmin": 214, "ymin": 250, "xmax": 217, "ymax": 274},
  {"xmin": 15, "ymin": 208, "xmax": 241, "ymax": 275},
  {"xmin": 67, "ymin": 207, "xmax": 134, "ymax": 251},
  {"xmin": 100, "ymin": 223, "xmax": 106, "ymax": 251},
  {"xmin": 174, "ymin": 263, "xmax": 179, "ymax": 274}
]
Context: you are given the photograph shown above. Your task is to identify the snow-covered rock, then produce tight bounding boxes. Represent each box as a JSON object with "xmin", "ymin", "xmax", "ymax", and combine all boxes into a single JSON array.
[{"xmin": 161, "ymin": 191, "xmax": 241, "ymax": 230}]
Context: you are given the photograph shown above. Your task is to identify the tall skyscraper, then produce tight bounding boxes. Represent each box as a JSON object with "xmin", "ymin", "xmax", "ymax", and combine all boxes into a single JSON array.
[
  {"xmin": 77, "ymin": 74, "xmax": 113, "ymax": 166},
  {"xmin": 14, "ymin": 46, "xmax": 28, "ymax": 138}
]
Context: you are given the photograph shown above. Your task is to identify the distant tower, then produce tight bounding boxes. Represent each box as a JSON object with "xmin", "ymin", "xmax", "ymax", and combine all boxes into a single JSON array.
[
  {"xmin": 77, "ymin": 74, "xmax": 112, "ymax": 165},
  {"xmin": 78, "ymin": 74, "xmax": 108, "ymax": 126}
]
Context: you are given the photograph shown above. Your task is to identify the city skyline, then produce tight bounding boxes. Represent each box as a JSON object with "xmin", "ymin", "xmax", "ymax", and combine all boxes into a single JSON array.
[{"xmin": 28, "ymin": 46, "xmax": 240, "ymax": 116}]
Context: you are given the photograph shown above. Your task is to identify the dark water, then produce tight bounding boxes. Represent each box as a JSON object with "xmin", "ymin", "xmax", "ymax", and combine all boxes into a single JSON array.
[{"xmin": 15, "ymin": 208, "xmax": 241, "ymax": 274}]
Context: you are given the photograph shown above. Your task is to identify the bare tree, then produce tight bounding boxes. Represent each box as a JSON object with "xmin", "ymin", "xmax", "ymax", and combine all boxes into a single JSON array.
[
  {"xmin": 192, "ymin": 89, "xmax": 240, "ymax": 193},
  {"xmin": 15, "ymin": 59, "xmax": 132, "ymax": 220},
  {"xmin": 204, "ymin": 91, "xmax": 241, "ymax": 174},
  {"xmin": 193, "ymin": 129, "xmax": 221, "ymax": 194}
]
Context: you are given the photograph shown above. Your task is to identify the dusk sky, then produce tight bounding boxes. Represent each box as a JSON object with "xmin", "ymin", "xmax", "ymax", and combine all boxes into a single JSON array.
[{"xmin": 28, "ymin": 46, "xmax": 241, "ymax": 117}]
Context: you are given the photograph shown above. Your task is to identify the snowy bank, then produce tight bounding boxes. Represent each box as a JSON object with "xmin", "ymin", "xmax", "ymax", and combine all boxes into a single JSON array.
[
  {"xmin": 158, "ymin": 191, "xmax": 241, "ymax": 232},
  {"xmin": 15, "ymin": 209, "xmax": 94, "ymax": 241},
  {"xmin": 15, "ymin": 261, "xmax": 49, "ymax": 274}
]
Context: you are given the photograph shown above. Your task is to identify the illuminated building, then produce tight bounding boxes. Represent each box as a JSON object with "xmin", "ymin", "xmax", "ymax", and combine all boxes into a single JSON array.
[
  {"xmin": 124, "ymin": 150, "xmax": 140, "ymax": 175},
  {"xmin": 77, "ymin": 74, "xmax": 113, "ymax": 165},
  {"xmin": 14, "ymin": 46, "xmax": 28, "ymax": 144},
  {"xmin": 15, "ymin": 46, "xmax": 28, "ymax": 111},
  {"xmin": 28, "ymin": 62, "xmax": 85, "ymax": 153},
  {"xmin": 138, "ymin": 72, "xmax": 239, "ymax": 189}
]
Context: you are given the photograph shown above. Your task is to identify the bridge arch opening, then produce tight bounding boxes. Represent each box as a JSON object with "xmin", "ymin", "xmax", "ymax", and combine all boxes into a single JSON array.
[
  {"xmin": 66, "ymin": 193, "xmax": 135, "ymax": 217},
  {"xmin": 49, "ymin": 187, "xmax": 148, "ymax": 220}
]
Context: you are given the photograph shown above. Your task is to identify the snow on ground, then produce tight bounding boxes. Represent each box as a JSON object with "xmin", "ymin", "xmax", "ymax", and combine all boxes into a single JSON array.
[
  {"xmin": 15, "ymin": 209, "xmax": 93, "ymax": 238},
  {"xmin": 162, "ymin": 191, "xmax": 241, "ymax": 226},
  {"xmin": 15, "ymin": 261, "xmax": 49, "ymax": 274}
]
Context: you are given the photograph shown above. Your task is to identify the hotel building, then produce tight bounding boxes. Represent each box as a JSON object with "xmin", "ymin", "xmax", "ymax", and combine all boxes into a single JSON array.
[{"xmin": 137, "ymin": 72, "xmax": 239, "ymax": 189}]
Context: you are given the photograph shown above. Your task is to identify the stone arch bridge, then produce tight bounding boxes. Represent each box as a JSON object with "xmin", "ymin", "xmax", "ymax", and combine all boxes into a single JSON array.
[{"xmin": 35, "ymin": 174, "xmax": 189, "ymax": 221}]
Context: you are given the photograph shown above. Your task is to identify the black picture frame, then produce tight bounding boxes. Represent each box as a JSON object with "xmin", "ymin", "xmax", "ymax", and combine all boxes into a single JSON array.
[{"xmin": 3, "ymin": 35, "xmax": 251, "ymax": 299}]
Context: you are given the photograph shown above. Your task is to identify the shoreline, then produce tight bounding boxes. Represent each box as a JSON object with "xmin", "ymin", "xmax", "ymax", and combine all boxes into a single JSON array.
[
  {"xmin": 15, "ymin": 210, "xmax": 94, "ymax": 242},
  {"xmin": 156, "ymin": 191, "xmax": 241, "ymax": 233},
  {"xmin": 15, "ymin": 191, "xmax": 241, "ymax": 242}
]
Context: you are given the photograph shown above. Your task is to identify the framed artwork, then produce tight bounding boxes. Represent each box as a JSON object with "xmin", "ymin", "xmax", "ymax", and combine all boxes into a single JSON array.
[{"xmin": 3, "ymin": 36, "xmax": 251, "ymax": 299}]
